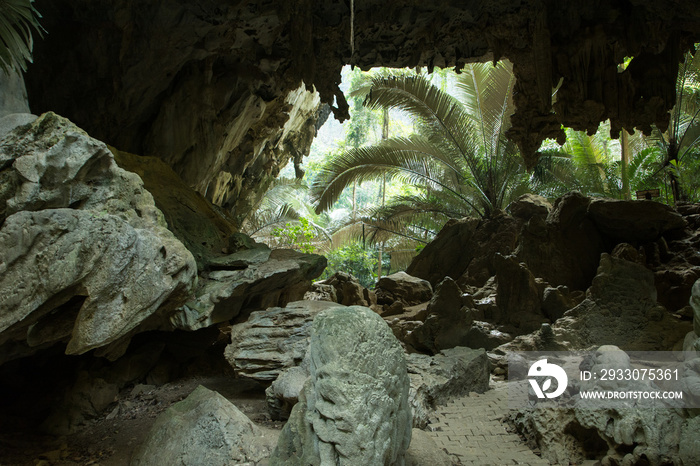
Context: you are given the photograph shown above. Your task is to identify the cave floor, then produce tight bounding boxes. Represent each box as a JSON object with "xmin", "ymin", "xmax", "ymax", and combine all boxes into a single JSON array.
[
  {"xmin": 0, "ymin": 375, "xmax": 283, "ymax": 466},
  {"xmin": 0, "ymin": 376, "xmax": 569, "ymax": 465},
  {"xmin": 429, "ymin": 381, "xmax": 553, "ymax": 465}
]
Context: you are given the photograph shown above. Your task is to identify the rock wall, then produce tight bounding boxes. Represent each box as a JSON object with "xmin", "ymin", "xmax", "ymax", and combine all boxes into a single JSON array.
[
  {"xmin": 23, "ymin": 1, "xmax": 700, "ymax": 215},
  {"xmin": 0, "ymin": 113, "xmax": 326, "ymax": 365}
]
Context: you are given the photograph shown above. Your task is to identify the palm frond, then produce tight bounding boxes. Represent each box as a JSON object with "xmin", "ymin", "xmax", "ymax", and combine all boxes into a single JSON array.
[
  {"xmin": 0, "ymin": 0, "xmax": 43, "ymax": 73},
  {"xmin": 310, "ymin": 136, "xmax": 478, "ymax": 213}
]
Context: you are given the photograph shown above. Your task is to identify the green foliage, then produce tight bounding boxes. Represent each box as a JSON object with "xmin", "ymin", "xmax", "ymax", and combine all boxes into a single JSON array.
[
  {"xmin": 271, "ymin": 217, "xmax": 316, "ymax": 254},
  {"xmin": 311, "ymin": 61, "xmax": 527, "ymax": 250},
  {"xmin": 0, "ymin": 0, "xmax": 43, "ymax": 73},
  {"xmin": 319, "ymin": 242, "xmax": 378, "ymax": 288}
]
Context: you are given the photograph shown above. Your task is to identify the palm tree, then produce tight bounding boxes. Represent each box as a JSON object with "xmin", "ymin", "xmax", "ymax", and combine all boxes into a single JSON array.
[
  {"xmin": 0, "ymin": 0, "xmax": 43, "ymax": 73},
  {"xmin": 644, "ymin": 48, "xmax": 700, "ymax": 203},
  {"xmin": 310, "ymin": 61, "xmax": 528, "ymax": 245},
  {"xmin": 531, "ymin": 124, "xmax": 625, "ymax": 199},
  {"xmin": 239, "ymin": 177, "xmax": 330, "ymax": 249}
]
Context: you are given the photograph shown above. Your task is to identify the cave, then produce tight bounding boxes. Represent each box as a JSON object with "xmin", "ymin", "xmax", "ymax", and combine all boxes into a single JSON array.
[{"xmin": 1, "ymin": 1, "xmax": 700, "ymax": 465}]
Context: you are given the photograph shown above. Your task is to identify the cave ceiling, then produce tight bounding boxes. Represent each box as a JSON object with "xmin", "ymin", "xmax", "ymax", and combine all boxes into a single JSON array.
[{"xmin": 24, "ymin": 0, "xmax": 700, "ymax": 221}]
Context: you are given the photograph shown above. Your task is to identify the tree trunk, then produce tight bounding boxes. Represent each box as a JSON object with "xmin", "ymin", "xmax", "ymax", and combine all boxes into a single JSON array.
[{"xmin": 621, "ymin": 129, "xmax": 631, "ymax": 200}]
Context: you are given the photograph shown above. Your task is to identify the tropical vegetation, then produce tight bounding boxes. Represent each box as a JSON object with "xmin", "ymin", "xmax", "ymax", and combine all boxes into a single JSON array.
[{"xmin": 0, "ymin": 0, "xmax": 43, "ymax": 73}]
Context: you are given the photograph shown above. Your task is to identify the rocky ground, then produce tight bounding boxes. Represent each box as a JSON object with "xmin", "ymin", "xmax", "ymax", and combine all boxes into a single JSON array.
[
  {"xmin": 3, "ymin": 113, "xmax": 700, "ymax": 465},
  {"xmin": 0, "ymin": 374, "xmax": 282, "ymax": 466}
]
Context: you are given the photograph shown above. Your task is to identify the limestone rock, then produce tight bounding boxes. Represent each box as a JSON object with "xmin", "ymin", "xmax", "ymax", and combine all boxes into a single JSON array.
[
  {"xmin": 131, "ymin": 385, "xmax": 274, "ymax": 466},
  {"xmin": 113, "ymin": 148, "xmax": 327, "ymax": 332},
  {"xmin": 405, "ymin": 277, "xmax": 473, "ymax": 354},
  {"xmin": 494, "ymin": 253, "xmax": 542, "ymax": 330},
  {"xmin": 509, "ymin": 347, "xmax": 686, "ymax": 465},
  {"xmin": 406, "ymin": 347, "xmax": 489, "ymax": 428},
  {"xmin": 680, "ymin": 416, "xmax": 700, "ymax": 466},
  {"xmin": 0, "ymin": 113, "xmax": 197, "ymax": 362},
  {"xmin": 270, "ymin": 306, "xmax": 412, "ymax": 466},
  {"xmin": 499, "ymin": 253, "xmax": 691, "ymax": 352},
  {"xmin": 407, "ymin": 217, "xmax": 481, "ymax": 286},
  {"xmin": 375, "ymin": 271, "xmax": 433, "ymax": 306},
  {"xmin": 172, "ymin": 249, "xmax": 326, "ymax": 331},
  {"xmin": 519, "ymin": 192, "xmax": 605, "ymax": 291},
  {"xmin": 507, "ymin": 193, "xmax": 552, "ymax": 220},
  {"xmin": 408, "ymin": 215, "xmax": 520, "ymax": 288},
  {"xmin": 266, "ymin": 353, "xmax": 310, "ymax": 421},
  {"xmin": 588, "ymin": 198, "xmax": 687, "ymax": 242},
  {"xmin": 224, "ymin": 300, "xmax": 343, "ymax": 382}
]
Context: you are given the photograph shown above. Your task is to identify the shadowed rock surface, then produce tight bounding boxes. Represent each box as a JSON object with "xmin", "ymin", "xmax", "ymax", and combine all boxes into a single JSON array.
[
  {"xmin": 25, "ymin": 1, "xmax": 700, "ymax": 215},
  {"xmin": 270, "ymin": 306, "xmax": 412, "ymax": 466},
  {"xmin": 131, "ymin": 385, "xmax": 275, "ymax": 466}
]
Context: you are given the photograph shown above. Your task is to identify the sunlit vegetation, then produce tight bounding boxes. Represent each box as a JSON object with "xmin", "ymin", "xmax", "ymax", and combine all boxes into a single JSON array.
[{"xmin": 247, "ymin": 49, "xmax": 700, "ymax": 284}]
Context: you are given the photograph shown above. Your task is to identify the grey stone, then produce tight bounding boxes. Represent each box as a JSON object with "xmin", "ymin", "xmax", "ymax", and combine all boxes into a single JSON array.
[
  {"xmin": 0, "ymin": 68, "xmax": 30, "ymax": 117},
  {"xmin": 224, "ymin": 300, "xmax": 344, "ymax": 382},
  {"xmin": 173, "ymin": 249, "xmax": 326, "ymax": 331},
  {"xmin": 508, "ymin": 193, "xmax": 552, "ymax": 220},
  {"xmin": 270, "ymin": 306, "xmax": 412, "ymax": 465},
  {"xmin": 131, "ymin": 385, "xmax": 274, "ymax": 466},
  {"xmin": 0, "ymin": 113, "xmax": 36, "ymax": 140},
  {"xmin": 406, "ymin": 347, "xmax": 489, "ymax": 428},
  {"xmin": 0, "ymin": 113, "xmax": 197, "ymax": 361},
  {"xmin": 588, "ymin": 198, "xmax": 687, "ymax": 242},
  {"xmin": 375, "ymin": 271, "xmax": 433, "ymax": 306},
  {"xmin": 680, "ymin": 416, "xmax": 700, "ymax": 466}
]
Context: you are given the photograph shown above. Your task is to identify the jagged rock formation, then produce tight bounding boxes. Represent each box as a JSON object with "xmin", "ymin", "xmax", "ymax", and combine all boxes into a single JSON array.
[
  {"xmin": 131, "ymin": 385, "xmax": 275, "ymax": 466},
  {"xmin": 406, "ymin": 347, "xmax": 489, "ymax": 429},
  {"xmin": 225, "ymin": 300, "xmax": 344, "ymax": 382},
  {"xmin": 270, "ymin": 306, "xmax": 412, "ymax": 466},
  {"xmin": 24, "ymin": 1, "xmax": 700, "ymax": 215},
  {"xmin": 499, "ymin": 249, "xmax": 691, "ymax": 352},
  {"xmin": 508, "ymin": 346, "xmax": 691, "ymax": 465},
  {"xmin": 398, "ymin": 194, "xmax": 699, "ymax": 353},
  {"xmin": 0, "ymin": 113, "xmax": 326, "ymax": 367},
  {"xmin": 0, "ymin": 113, "xmax": 198, "ymax": 362}
]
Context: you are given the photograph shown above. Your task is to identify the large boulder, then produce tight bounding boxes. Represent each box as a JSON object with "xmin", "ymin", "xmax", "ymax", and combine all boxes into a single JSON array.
[
  {"xmin": 406, "ymin": 347, "xmax": 489, "ymax": 428},
  {"xmin": 270, "ymin": 306, "xmax": 412, "ymax": 465},
  {"xmin": 375, "ymin": 271, "xmax": 433, "ymax": 306},
  {"xmin": 113, "ymin": 150, "xmax": 327, "ymax": 332},
  {"xmin": 500, "ymin": 251, "xmax": 691, "ymax": 352},
  {"xmin": 508, "ymin": 346, "xmax": 687, "ymax": 465},
  {"xmin": 517, "ymin": 191, "xmax": 606, "ymax": 291},
  {"xmin": 494, "ymin": 253, "xmax": 543, "ymax": 331},
  {"xmin": 507, "ymin": 193, "xmax": 552, "ymax": 220},
  {"xmin": 0, "ymin": 113, "xmax": 197, "ymax": 362},
  {"xmin": 131, "ymin": 385, "xmax": 275, "ymax": 465},
  {"xmin": 405, "ymin": 277, "xmax": 472, "ymax": 353},
  {"xmin": 407, "ymin": 215, "xmax": 520, "ymax": 288},
  {"xmin": 173, "ymin": 248, "xmax": 326, "ymax": 331},
  {"xmin": 224, "ymin": 300, "xmax": 343, "ymax": 382},
  {"xmin": 588, "ymin": 198, "xmax": 687, "ymax": 243}
]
